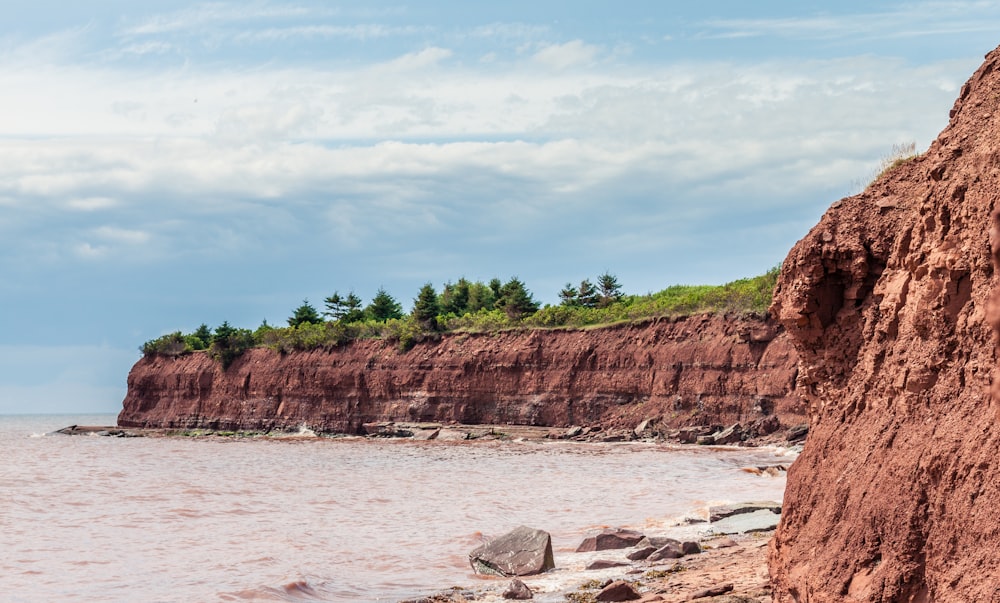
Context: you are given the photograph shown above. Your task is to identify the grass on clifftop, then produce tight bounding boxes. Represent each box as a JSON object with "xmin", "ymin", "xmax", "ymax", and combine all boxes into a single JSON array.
[{"xmin": 142, "ymin": 267, "xmax": 780, "ymax": 364}]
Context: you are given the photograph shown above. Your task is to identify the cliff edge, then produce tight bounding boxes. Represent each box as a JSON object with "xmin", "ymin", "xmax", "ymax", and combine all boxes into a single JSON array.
[
  {"xmin": 118, "ymin": 314, "xmax": 803, "ymax": 436},
  {"xmin": 769, "ymin": 48, "xmax": 1000, "ymax": 601}
]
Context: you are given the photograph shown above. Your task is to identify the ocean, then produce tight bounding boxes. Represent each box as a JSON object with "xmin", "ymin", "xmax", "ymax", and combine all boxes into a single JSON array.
[{"xmin": 1, "ymin": 414, "xmax": 793, "ymax": 602}]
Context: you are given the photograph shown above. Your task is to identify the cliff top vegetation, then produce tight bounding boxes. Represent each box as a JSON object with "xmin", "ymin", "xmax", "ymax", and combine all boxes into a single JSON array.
[{"xmin": 142, "ymin": 267, "xmax": 779, "ymax": 366}]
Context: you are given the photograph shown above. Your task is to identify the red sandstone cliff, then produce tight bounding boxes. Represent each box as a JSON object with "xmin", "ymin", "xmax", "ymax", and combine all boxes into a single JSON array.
[
  {"xmin": 118, "ymin": 314, "xmax": 803, "ymax": 435},
  {"xmin": 769, "ymin": 48, "xmax": 1000, "ymax": 601}
]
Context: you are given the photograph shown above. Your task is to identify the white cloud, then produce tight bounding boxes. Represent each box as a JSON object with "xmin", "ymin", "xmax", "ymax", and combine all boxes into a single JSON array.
[
  {"xmin": 67, "ymin": 197, "xmax": 118, "ymax": 211},
  {"xmin": 382, "ymin": 46, "xmax": 453, "ymax": 71},
  {"xmin": 93, "ymin": 226, "xmax": 151, "ymax": 244},
  {"xmin": 234, "ymin": 24, "xmax": 424, "ymax": 42},
  {"xmin": 532, "ymin": 40, "xmax": 600, "ymax": 69},
  {"xmin": 120, "ymin": 40, "xmax": 174, "ymax": 56},
  {"xmin": 701, "ymin": 2, "xmax": 1000, "ymax": 41},
  {"xmin": 121, "ymin": 3, "xmax": 319, "ymax": 36}
]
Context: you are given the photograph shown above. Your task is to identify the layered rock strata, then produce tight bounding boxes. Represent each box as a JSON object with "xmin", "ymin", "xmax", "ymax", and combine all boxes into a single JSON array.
[
  {"xmin": 118, "ymin": 314, "xmax": 803, "ymax": 435},
  {"xmin": 769, "ymin": 47, "xmax": 1000, "ymax": 601}
]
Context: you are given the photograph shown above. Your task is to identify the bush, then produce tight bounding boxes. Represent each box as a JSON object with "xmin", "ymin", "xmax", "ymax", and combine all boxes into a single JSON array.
[{"xmin": 141, "ymin": 332, "xmax": 190, "ymax": 356}]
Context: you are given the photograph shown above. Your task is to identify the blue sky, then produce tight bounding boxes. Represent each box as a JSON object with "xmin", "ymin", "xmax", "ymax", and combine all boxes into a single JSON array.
[{"xmin": 3, "ymin": 1, "xmax": 1000, "ymax": 414}]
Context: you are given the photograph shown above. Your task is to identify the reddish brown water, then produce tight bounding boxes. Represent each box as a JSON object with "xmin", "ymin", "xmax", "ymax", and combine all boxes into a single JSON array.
[{"xmin": 1, "ymin": 415, "xmax": 791, "ymax": 602}]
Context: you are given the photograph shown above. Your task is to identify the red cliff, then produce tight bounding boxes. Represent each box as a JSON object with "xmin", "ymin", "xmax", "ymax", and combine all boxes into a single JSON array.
[
  {"xmin": 769, "ymin": 48, "xmax": 1000, "ymax": 601},
  {"xmin": 118, "ymin": 314, "xmax": 803, "ymax": 436}
]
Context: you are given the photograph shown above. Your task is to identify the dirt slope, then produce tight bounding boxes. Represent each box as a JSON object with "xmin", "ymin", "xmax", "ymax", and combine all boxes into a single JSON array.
[{"xmin": 769, "ymin": 47, "xmax": 1000, "ymax": 602}]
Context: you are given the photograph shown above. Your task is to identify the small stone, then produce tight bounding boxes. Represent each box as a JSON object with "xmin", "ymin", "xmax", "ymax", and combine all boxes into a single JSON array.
[
  {"xmin": 503, "ymin": 578, "xmax": 533, "ymax": 600},
  {"xmin": 626, "ymin": 546, "xmax": 657, "ymax": 561},
  {"xmin": 577, "ymin": 528, "xmax": 646, "ymax": 552},
  {"xmin": 686, "ymin": 583, "xmax": 733, "ymax": 600},
  {"xmin": 587, "ymin": 559, "xmax": 630, "ymax": 570},
  {"xmin": 596, "ymin": 580, "xmax": 641, "ymax": 602},
  {"xmin": 712, "ymin": 537, "xmax": 738, "ymax": 549},
  {"xmin": 566, "ymin": 426, "xmax": 584, "ymax": 438},
  {"xmin": 681, "ymin": 541, "xmax": 702, "ymax": 555}
]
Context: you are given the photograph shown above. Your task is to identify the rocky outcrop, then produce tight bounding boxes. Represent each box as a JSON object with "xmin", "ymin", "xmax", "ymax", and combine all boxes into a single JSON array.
[
  {"xmin": 118, "ymin": 315, "xmax": 804, "ymax": 435},
  {"xmin": 769, "ymin": 47, "xmax": 1000, "ymax": 601}
]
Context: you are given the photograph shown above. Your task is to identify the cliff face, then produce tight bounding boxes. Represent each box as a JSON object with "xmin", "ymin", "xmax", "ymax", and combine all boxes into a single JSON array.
[
  {"xmin": 769, "ymin": 49, "xmax": 1000, "ymax": 601},
  {"xmin": 118, "ymin": 314, "xmax": 804, "ymax": 435}
]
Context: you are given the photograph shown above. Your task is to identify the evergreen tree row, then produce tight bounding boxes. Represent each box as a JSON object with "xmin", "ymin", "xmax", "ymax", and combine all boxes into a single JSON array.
[{"xmin": 288, "ymin": 276, "xmax": 543, "ymax": 330}]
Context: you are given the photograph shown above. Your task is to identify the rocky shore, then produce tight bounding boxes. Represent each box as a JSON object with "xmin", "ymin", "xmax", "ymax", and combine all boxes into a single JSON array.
[
  {"xmin": 402, "ymin": 501, "xmax": 786, "ymax": 603},
  {"xmin": 57, "ymin": 419, "xmax": 808, "ymax": 449}
]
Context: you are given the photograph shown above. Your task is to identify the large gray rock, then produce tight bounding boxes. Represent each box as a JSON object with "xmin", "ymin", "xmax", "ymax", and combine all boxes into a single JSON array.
[
  {"xmin": 712, "ymin": 423, "xmax": 743, "ymax": 445},
  {"xmin": 576, "ymin": 528, "xmax": 645, "ymax": 552},
  {"xmin": 708, "ymin": 509, "xmax": 781, "ymax": 534},
  {"xmin": 469, "ymin": 526, "xmax": 555, "ymax": 577},
  {"xmin": 708, "ymin": 501, "xmax": 782, "ymax": 522}
]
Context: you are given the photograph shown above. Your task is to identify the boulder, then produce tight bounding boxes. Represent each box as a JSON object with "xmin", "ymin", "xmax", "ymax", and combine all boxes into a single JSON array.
[
  {"xmin": 503, "ymin": 579, "xmax": 533, "ymax": 600},
  {"xmin": 708, "ymin": 509, "xmax": 780, "ymax": 534},
  {"xmin": 576, "ymin": 528, "xmax": 645, "ymax": 552},
  {"xmin": 411, "ymin": 428, "xmax": 440, "ymax": 440},
  {"xmin": 633, "ymin": 418, "xmax": 657, "ymax": 438},
  {"xmin": 596, "ymin": 580, "xmax": 641, "ymax": 602},
  {"xmin": 436, "ymin": 429, "xmax": 470, "ymax": 441},
  {"xmin": 469, "ymin": 526, "xmax": 555, "ymax": 577},
  {"xmin": 635, "ymin": 536, "xmax": 682, "ymax": 548},
  {"xmin": 712, "ymin": 423, "xmax": 743, "ymax": 445},
  {"xmin": 785, "ymin": 423, "xmax": 808, "ymax": 442},
  {"xmin": 565, "ymin": 426, "xmax": 584, "ymax": 438},
  {"xmin": 681, "ymin": 541, "xmax": 702, "ymax": 555},
  {"xmin": 647, "ymin": 541, "xmax": 684, "ymax": 561},
  {"xmin": 708, "ymin": 501, "xmax": 781, "ymax": 522}
]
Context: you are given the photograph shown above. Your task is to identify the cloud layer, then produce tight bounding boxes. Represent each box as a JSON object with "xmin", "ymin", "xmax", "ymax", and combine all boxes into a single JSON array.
[{"xmin": 3, "ymin": 1, "xmax": 1000, "ymax": 412}]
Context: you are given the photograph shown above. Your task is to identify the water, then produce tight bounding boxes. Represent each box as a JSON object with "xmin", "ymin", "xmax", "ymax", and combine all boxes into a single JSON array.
[{"xmin": 0, "ymin": 414, "xmax": 793, "ymax": 602}]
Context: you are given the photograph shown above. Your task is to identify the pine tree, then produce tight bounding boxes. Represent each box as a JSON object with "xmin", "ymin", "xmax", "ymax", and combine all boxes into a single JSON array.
[
  {"xmin": 288, "ymin": 299, "xmax": 322, "ymax": 327},
  {"xmin": 597, "ymin": 272, "xmax": 623, "ymax": 308},
  {"xmin": 496, "ymin": 277, "xmax": 540, "ymax": 319},
  {"xmin": 412, "ymin": 283, "xmax": 441, "ymax": 330},
  {"xmin": 192, "ymin": 323, "xmax": 212, "ymax": 348},
  {"xmin": 323, "ymin": 292, "xmax": 344, "ymax": 320},
  {"xmin": 559, "ymin": 283, "xmax": 579, "ymax": 307},
  {"xmin": 467, "ymin": 281, "xmax": 496, "ymax": 312},
  {"xmin": 441, "ymin": 278, "xmax": 471, "ymax": 316},
  {"xmin": 366, "ymin": 287, "xmax": 403, "ymax": 322},
  {"xmin": 578, "ymin": 279, "xmax": 599, "ymax": 308},
  {"xmin": 342, "ymin": 292, "xmax": 364, "ymax": 323}
]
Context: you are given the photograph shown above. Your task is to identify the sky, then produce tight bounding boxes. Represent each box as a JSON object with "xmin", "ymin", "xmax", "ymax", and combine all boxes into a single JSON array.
[{"xmin": 3, "ymin": 1, "xmax": 1000, "ymax": 414}]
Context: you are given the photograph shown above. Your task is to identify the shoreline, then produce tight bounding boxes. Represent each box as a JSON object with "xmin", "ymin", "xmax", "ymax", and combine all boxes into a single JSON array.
[
  {"xmin": 52, "ymin": 420, "xmax": 806, "ymax": 450},
  {"xmin": 404, "ymin": 529, "xmax": 776, "ymax": 603}
]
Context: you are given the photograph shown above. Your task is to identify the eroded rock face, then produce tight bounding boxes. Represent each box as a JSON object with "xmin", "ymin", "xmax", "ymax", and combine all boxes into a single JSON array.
[
  {"xmin": 769, "ymin": 47, "xmax": 1000, "ymax": 602},
  {"xmin": 118, "ymin": 315, "xmax": 804, "ymax": 434}
]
